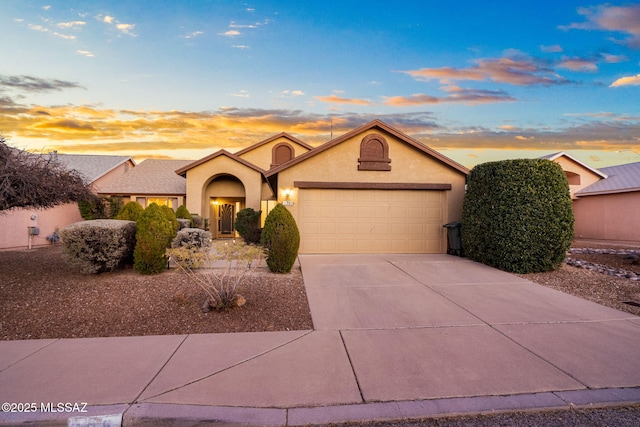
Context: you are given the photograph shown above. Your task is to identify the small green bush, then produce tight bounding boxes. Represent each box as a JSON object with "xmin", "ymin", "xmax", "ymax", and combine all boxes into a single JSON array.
[
  {"xmin": 134, "ymin": 203, "xmax": 174, "ymax": 274},
  {"xmin": 175, "ymin": 205, "xmax": 194, "ymax": 227},
  {"xmin": 461, "ymin": 159, "xmax": 574, "ymax": 273},
  {"xmin": 115, "ymin": 201, "xmax": 144, "ymax": 222},
  {"xmin": 260, "ymin": 203, "xmax": 300, "ymax": 273},
  {"xmin": 60, "ymin": 219, "xmax": 136, "ymax": 274},
  {"xmin": 235, "ymin": 207, "xmax": 262, "ymax": 244}
]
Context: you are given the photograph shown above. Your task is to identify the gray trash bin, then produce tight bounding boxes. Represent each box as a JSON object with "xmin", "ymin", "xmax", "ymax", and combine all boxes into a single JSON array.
[{"xmin": 443, "ymin": 222, "xmax": 462, "ymax": 256}]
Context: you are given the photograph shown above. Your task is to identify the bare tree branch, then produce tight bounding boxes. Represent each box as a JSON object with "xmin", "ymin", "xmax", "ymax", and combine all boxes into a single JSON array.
[{"xmin": 0, "ymin": 136, "xmax": 93, "ymax": 212}]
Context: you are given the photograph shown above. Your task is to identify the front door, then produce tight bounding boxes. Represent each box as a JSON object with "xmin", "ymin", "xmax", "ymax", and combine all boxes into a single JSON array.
[{"xmin": 217, "ymin": 203, "xmax": 235, "ymax": 238}]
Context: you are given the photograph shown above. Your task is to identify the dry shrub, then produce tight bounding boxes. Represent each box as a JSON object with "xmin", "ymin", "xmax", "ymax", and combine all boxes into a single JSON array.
[{"xmin": 167, "ymin": 240, "xmax": 264, "ymax": 311}]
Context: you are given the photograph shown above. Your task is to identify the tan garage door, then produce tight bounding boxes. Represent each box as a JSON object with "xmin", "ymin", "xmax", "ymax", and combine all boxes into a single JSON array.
[{"xmin": 298, "ymin": 189, "xmax": 445, "ymax": 254}]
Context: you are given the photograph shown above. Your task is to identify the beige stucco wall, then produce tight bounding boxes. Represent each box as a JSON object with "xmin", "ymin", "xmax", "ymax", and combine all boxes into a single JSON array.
[
  {"xmin": 573, "ymin": 191, "xmax": 640, "ymax": 242},
  {"xmin": 183, "ymin": 155, "xmax": 263, "ymax": 222},
  {"xmin": 237, "ymin": 137, "xmax": 312, "ymax": 170},
  {"xmin": 552, "ymin": 157, "xmax": 603, "ymax": 199},
  {"xmin": 0, "ymin": 203, "xmax": 83, "ymax": 250},
  {"xmin": 276, "ymin": 129, "xmax": 467, "ymax": 252}
]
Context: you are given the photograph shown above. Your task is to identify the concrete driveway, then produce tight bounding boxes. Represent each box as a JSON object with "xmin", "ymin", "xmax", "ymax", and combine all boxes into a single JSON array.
[{"xmin": 301, "ymin": 253, "xmax": 640, "ymax": 404}]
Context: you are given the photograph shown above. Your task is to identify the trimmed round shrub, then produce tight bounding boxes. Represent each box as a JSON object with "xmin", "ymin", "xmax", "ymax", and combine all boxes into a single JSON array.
[
  {"xmin": 235, "ymin": 207, "xmax": 262, "ymax": 244},
  {"xmin": 260, "ymin": 203, "xmax": 300, "ymax": 273},
  {"xmin": 115, "ymin": 201, "xmax": 144, "ymax": 222},
  {"xmin": 60, "ymin": 219, "xmax": 136, "ymax": 274},
  {"xmin": 461, "ymin": 159, "xmax": 574, "ymax": 273},
  {"xmin": 134, "ymin": 203, "xmax": 174, "ymax": 274}
]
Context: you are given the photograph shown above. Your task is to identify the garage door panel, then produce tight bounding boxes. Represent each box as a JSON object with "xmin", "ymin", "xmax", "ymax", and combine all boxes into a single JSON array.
[{"xmin": 298, "ymin": 189, "xmax": 445, "ymax": 254}]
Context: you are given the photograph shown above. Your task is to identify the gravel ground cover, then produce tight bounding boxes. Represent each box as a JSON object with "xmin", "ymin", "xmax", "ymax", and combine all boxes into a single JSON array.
[{"xmin": 0, "ymin": 245, "xmax": 312, "ymax": 340}]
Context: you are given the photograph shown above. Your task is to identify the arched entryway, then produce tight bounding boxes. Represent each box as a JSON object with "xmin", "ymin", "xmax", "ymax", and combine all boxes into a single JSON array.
[{"xmin": 204, "ymin": 174, "xmax": 246, "ymax": 238}]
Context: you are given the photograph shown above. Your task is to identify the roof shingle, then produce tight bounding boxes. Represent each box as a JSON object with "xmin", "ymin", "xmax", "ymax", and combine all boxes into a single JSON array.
[{"xmin": 100, "ymin": 159, "xmax": 192, "ymax": 195}]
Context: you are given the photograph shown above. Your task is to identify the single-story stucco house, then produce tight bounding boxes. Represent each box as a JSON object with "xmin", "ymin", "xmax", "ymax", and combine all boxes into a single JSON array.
[
  {"xmin": 1, "ymin": 153, "xmax": 135, "ymax": 250},
  {"xmin": 170, "ymin": 120, "xmax": 470, "ymax": 254}
]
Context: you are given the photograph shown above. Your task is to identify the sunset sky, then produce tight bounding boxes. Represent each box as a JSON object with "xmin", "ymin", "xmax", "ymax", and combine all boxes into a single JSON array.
[{"xmin": 1, "ymin": 1, "xmax": 639, "ymax": 168}]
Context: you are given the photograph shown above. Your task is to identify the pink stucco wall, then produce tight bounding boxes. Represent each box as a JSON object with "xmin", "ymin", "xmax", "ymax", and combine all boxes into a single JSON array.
[
  {"xmin": 573, "ymin": 191, "xmax": 640, "ymax": 243},
  {"xmin": 0, "ymin": 161, "xmax": 134, "ymax": 251},
  {"xmin": 0, "ymin": 203, "xmax": 83, "ymax": 250}
]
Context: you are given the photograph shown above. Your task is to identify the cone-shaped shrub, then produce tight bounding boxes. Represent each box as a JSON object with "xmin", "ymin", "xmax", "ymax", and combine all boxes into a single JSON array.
[
  {"xmin": 260, "ymin": 203, "xmax": 300, "ymax": 273},
  {"xmin": 161, "ymin": 204, "xmax": 179, "ymax": 238},
  {"xmin": 115, "ymin": 201, "xmax": 144, "ymax": 222},
  {"xmin": 461, "ymin": 159, "xmax": 574, "ymax": 273},
  {"xmin": 134, "ymin": 203, "xmax": 174, "ymax": 274}
]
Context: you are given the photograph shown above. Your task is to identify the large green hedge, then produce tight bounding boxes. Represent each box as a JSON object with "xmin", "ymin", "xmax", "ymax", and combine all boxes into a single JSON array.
[
  {"xmin": 461, "ymin": 159, "xmax": 574, "ymax": 273},
  {"xmin": 260, "ymin": 203, "xmax": 300, "ymax": 273}
]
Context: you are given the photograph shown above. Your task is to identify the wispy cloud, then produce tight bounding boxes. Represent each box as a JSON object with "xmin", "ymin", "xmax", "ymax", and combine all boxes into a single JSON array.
[
  {"xmin": 314, "ymin": 94, "xmax": 375, "ymax": 105},
  {"xmin": 558, "ymin": 56, "xmax": 598, "ymax": 72},
  {"xmin": 541, "ymin": 44, "xmax": 563, "ymax": 53},
  {"xmin": 97, "ymin": 14, "xmax": 137, "ymax": 36},
  {"xmin": 281, "ymin": 90, "xmax": 305, "ymax": 97},
  {"xmin": 181, "ymin": 30, "xmax": 204, "ymax": 39},
  {"xmin": 560, "ymin": 4, "xmax": 640, "ymax": 48},
  {"xmin": 0, "ymin": 74, "xmax": 85, "ymax": 93},
  {"xmin": 220, "ymin": 29, "xmax": 241, "ymax": 37},
  {"xmin": 610, "ymin": 74, "xmax": 640, "ymax": 87},
  {"xmin": 601, "ymin": 53, "xmax": 628, "ymax": 63},
  {"xmin": 401, "ymin": 54, "xmax": 568, "ymax": 86},
  {"xmin": 229, "ymin": 90, "xmax": 250, "ymax": 98},
  {"xmin": 57, "ymin": 21, "xmax": 85, "ymax": 29},
  {"xmin": 383, "ymin": 86, "xmax": 515, "ymax": 106},
  {"xmin": 76, "ymin": 50, "xmax": 95, "ymax": 57}
]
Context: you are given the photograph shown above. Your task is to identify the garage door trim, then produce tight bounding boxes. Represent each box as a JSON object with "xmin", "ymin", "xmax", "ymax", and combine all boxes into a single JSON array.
[{"xmin": 294, "ymin": 181, "xmax": 451, "ymax": 191}]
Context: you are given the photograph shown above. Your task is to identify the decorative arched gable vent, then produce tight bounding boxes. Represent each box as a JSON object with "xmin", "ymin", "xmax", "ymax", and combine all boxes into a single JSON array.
[
  {"xmin": 358, "ymin": 133, "xmax": 391, "ymax": 171},
  {"xmin": 271, "ymin": 142, "xmax": 294, "ymax": 168}
]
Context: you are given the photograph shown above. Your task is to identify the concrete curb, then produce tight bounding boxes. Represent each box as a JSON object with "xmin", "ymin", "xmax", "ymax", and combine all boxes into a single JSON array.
[{"xmin": 3, "ymin": 388, "xmax": 639, "ymax": 426}]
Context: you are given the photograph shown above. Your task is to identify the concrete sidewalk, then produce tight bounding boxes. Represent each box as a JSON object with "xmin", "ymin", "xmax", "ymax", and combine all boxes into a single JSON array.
[{"xmin": 1, "ymin": 254, "xmax": 640, "ymax": 426}]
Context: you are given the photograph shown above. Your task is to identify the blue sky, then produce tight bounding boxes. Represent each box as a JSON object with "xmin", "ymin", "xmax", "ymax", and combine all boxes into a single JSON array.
[{"xmin": 1, "ymin": 1, "xmax": 639, "ymax": 167}]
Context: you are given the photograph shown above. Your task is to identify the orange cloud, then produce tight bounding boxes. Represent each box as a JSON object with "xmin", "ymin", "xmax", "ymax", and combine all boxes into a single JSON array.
[
  {"xmin": 314, "ymin": 95, "xmax": 375, "ymax": 105},
  {"xmin": 610, "ymin": 74, "xmax": 640, "ymax": 87},
  {"xmin": 383, "ymin": 86, "xmax": 515, "ymax": 106},
  {"xmin": 402, "ymin": 55, "xmax": 567, "ymax": 86}
]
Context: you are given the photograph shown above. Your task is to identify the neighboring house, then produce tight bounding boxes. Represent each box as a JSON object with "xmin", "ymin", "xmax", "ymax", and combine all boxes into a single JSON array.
[
  {"xmin": 177, "ymin": 120, "xmax": 469, "ymax": 254},
  {"xmin": 573, "ymin": 161, "xmax": 640, "ymax": 242},
  {"xmin": 99, "ymin": 159, "xmax": 193, "ymax": 209},
  {"xmin": 544, "ymin": 152, "xmax": 640, "ymax": 243},
  {"xmin": 541, "ymin": 152, "xmax": 607, "ymax": 199},
  {"xmin": 0, "ymin": 153, "xmax": 135, "ymax": 251}
]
